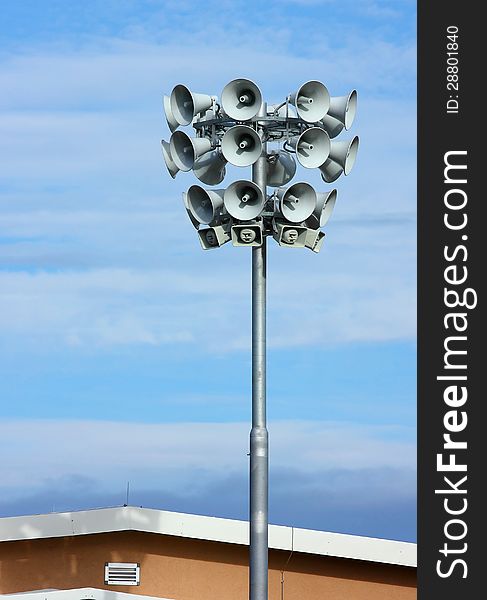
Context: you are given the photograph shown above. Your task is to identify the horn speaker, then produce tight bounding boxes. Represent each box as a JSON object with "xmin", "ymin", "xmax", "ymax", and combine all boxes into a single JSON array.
[
  {"xmin": 221, "ymin": 125, "xmax": 262, "ymax": 167},
  {"xmin": 193, "ymin": 149, "xmax": 227, "ymax": 185},
  {"xmin": 276, "ymin": 182, "xmax": 317, "ymax": 223},
  {"xmin": 305, "ymin": 189, "xmax": 337, "ymax": 228},
  {"xmin": 161, "ymin": 139, "xmax": 179, "ymax": 179},
  {"xmin": 224, "ymin": 180, "xmax": 265, "ymax": 220},
  {"xmin": 289, "ymin": 80, "xmax": 330, "ymax": 123},
  {"xmin": 163, "ymin": 95, "xmax": 179, "ymax": 132},
  {"xmin": 170, "ymin": 84, "xmax": 213, "ymax": 126},
  {"xmin": 267, "ymin": 151, "xmax": 297, "ymax": 187},
  {"xmin": 221, "ymin": 78, "xmax": 263, "ymax": 121},
  {"xmin": 289, "ymin": 127, "xmax": 330, "ymax": 168},
  {"xmin": 198, "ymin": 224, "xmax": 231, "ymax": 250},
  {"xmin": 319, "ymin": 136, "xmax": 359, "ymax": 183},
  {"xmin": 231, "ymin": 222, "xmax": 264, "ymax": 247},
  {"xmin": 169, "ymin": 131, "xmax": 212, "ymax": 172},
  {"xmin": 187, "ymin": 185, "xmax": 225, "ymax": 224},
  {"xmin": 327, "ymin": 90, "xmax": 357, "ymax": 130}
]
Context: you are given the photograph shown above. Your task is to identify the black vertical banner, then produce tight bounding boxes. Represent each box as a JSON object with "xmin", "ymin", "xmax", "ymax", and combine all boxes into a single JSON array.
[{"xmin": 418, "ymin": 1, "xmax": 483, "ymax": 597}]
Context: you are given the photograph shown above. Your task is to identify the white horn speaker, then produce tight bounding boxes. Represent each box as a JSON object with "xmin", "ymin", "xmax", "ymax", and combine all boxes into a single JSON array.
[
  {"xmin": 272, "ymin": 221, "xmax": 308, "ymax": 248},
  {"xmin": 290, "ymin": 80, "xmax": 330, "ymax": 123},
  {"xmin": 221, "ymin": 125, "xmax": 262, "ymax": 167},
  {"xmin": 221, "ymin": 78, "xmax": 262, "ymax": 121},
  {"xmin": 182, "ymin": 192, "xmax": 200, "ymax": 230},
  {"xmin": 317, "ymin": 189, "xmax": 337, "ymax": 227},
  {"xmin": 161, "ymin": 139, "xmax": 179, "ymax": 179},
  {"xmin": 320, "ymin": 113, "xmax": 345, "ymax": 139},
  {"xmin": 224, "ymin": 180, "xmax": 265, "ymax": 220},
  {"xmin": 163, "ymin": 95, "xmax": 179, "ymax": 132},
  {"xmin": 306, "ymin": 189, "xmax": 337, "ymax": 228},
  {"xmin": 306, "ymin": 230, "xmax": 326, "ymax": 253},
  {"xmin": 327, "ymin": 90, "xmax": 357, "ymax": 130},
  {"xmin": 170, "ymin": 84, "xmax": 213, "ymax": 126},
  {"xmin": 187, "ymin": 185, "xmax": 225, "ymax": 224},
  {"xmin": 318, "ymin": 136, "xmax": 359, "ymax": 183},
  {"xmin": 267, "ymin": 151, "xmax": 296, "ymax": 187},
  {"xmin": 318, "ymin": 160, "xmax": 342, "ymax": 183},
  {"xmin": 276, "ymin": 181, "xmax": 317, "ymax": 223},
  {"xmin": 198, "ymin": 224, "xmax": 231, "ymax": 250},
  {"xmin": 169, "ymin": 131, "xmax": 212, "ymax": 172},
  {"xmin": 231, "ymin": 222, "xmax": 264, "ymax": 247},
  {"xmin": 289, "ymin": 127, "xmax": 330, "ymax": 168},
  {"xmin": 193, "ymin": 149, "xmax": 227, "ymax": 185}
]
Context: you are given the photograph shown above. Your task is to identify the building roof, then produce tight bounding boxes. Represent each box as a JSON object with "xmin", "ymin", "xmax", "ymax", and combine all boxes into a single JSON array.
[
  {"xmin": 0, "ymin": 506, "xmax": 416, "ymax": 568},
  {"xmin": 0, "ymin": 588, "xmax": 170, "ymax": 599}
]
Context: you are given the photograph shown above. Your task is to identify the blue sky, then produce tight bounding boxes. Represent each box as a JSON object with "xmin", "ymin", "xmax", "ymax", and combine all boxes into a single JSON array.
[{"xmin": 0, "ymin": 0, "xmax": 416, "ymax": 541}]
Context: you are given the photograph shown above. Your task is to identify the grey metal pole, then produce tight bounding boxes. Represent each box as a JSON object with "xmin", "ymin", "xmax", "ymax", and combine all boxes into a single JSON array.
[{"xmin": 250, "ymin": 103, "xmax": 268, "ymax": 600}]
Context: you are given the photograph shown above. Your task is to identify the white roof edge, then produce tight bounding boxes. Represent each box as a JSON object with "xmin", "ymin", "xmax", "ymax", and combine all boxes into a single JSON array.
[
  {"xmin": 0, "ymin": 506, "xmax": 416, "ymax": 568},
  {"xmin": 0, "ymin": 588, "xmax": 171, "ymax": 599}
]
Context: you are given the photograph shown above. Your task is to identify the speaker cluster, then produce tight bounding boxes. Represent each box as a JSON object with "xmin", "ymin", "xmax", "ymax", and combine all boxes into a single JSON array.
[{"xmin": 161, "ymin": 78, "xmax": 359, "ymax": 252}]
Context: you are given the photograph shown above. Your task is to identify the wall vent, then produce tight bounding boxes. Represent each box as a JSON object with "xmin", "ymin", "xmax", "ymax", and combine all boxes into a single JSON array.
[{"xmin": 104, "ymin": 562, "xmax": 140, "ymax": 586}]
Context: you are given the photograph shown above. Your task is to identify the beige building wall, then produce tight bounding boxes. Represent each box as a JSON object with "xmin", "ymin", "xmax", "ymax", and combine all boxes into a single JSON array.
[{"xmin": 0, "ymin": 531, "xmax": 416, "ymax": 599}]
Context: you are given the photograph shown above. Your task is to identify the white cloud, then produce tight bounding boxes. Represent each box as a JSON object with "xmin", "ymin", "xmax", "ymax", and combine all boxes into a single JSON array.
[
  {"xmin": 0, "ymin": 111, "xmax": 158, "ymax": 181},
  {"xmin": 0, "ymin": 418, "xmax": 415, "ymax": 493},
  {"xmin": 0, "ymin": 17, "xmax": 416, "ymax": 352},
  {"xmin": 0, "ymin": 29, "xmax": 414, "ymax": 112},
  {"xmin": 0, "ymin": 233, "xmax": 415, "ymax": 349}
]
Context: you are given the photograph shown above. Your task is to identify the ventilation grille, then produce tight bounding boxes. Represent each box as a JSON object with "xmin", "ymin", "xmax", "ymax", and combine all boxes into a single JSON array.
[{"xmin": 104, "ymin": 562, "xmax": 140, "ymax": 586}]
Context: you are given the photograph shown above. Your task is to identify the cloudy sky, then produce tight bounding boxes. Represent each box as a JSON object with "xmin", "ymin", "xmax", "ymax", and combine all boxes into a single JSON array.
[{"xmin": 0, "ymin": 0, "xmax": 416, "ymax": 542}]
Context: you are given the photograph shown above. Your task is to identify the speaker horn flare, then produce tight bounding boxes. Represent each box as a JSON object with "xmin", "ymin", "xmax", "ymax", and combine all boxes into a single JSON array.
[
  {"xmin": 221, "ymin": 78, "xmax": 263, "ymax": 121},
  {"xmin": 306, "ymin": 189, "xmax": 337, "ymax": 228},
  {"xmin": 187, "ymin": 185, "xmax": 225, "ymax": 224},
  {"xmin": 170, "ymin": 84, "xmax": 213, "ymax": 126},
  {"xmin": 289, "ymin": 127, "xmax": 331, "ymax": 168},
  {"xmin": 169, "ymin": 131, "xmax": 212, "ymax": 172},
  {"xmin": 318, "ymin": 136, "xmax": 359, "ymax": 183},
  {"xmin": 289, "ymin": 80, "xmax": 330, "ymax": 122},
  {"xmin": 327, "ymin": 90, "xmax": 358, "ymax": 130},
  {"xmin": 161, "ymin": 139, "xmax": 179, "ymax": 179},
  {"xmin": 182, "ymin": 192, "xmax": 200, "ymax": 230},
  {"xmin": 267, "ymin": 151, "xmax": 297, "ymax": 187},
  {"xmin": 319, "ymin": 114, "xmax": 345, "ymax": 139},
  {"xmin": 221, "ymin": 125, "xmax": 263, "ymax": 167},
  {"xmin": 163, "ymin": 95, "xmax": 179, "ymax": 132},
  {"xmin": 276, "ymin": 182, "xmax": 317, "ymax": 223},
  {"xmin": 224, "ymin": 180, "xmax": 265, "ymax": 220},
  {"xmin": 193, "ymin": 149, "xmax": 227, "ymax": 185}
]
